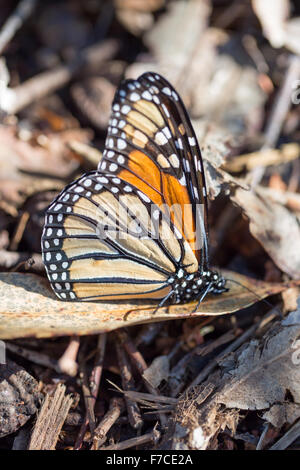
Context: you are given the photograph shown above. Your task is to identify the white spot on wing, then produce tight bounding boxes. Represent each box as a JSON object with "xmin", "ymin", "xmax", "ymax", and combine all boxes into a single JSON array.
[
  {"xmin": 162, "ymin": 87, "xmax": 171, "ymax": 96},
  {"xmin": 117, "ymin": 139, "xmax": 127, "ymax": 150},
  {"xmin": 155, "ymin": 132, "xmax": 168, "ymax": 145}
]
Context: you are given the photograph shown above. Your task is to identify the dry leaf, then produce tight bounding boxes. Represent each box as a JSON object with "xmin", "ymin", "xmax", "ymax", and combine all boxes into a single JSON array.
[
  {"xmin": 145, "ymin": 0, "xmax": 211, "ymax": 82},
  {"xmin": 114, "ymin": 0, "xmax": 165, "ymax": 12},
  {"xmin": 215, "ymin": 310, "xmax": 300, "ymax": 410},
  {"xmin": 262, "ymin": 403, "xmax": 300, "ymax": 428},
  {"xmin": 224, "ymin": 143, "xmax": 300, "ymax": 173},
  {"xmin": 193, "ymin": 121, "xmax": 246, "ymax": 199},
  {"xmin": 71, "ymin": 77, "xmax": 116, "ymax": 131},
  {"xmin": 252, "ymin": 0, "xmax": 290, "ymax": 48},
  {"xmin": 0, "ymin": 125, "xmax": 90, "ymax": 206},
  {"xmin": 143, "ymin": 355, "xmax": 170, "ymax": 388},
  {"xmin": 0, "ymin": 270, "xmax": 291, "ymax": 339},
  {"xmin": 232, "ymin": 186, "xmax": 300, "ymax": 279},
  {"xmin": 284, "ymin": 17, "xmax": 300, "ymax": 55}
]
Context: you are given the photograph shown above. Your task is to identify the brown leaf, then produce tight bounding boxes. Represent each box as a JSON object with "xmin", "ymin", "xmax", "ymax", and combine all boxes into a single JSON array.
[
  {"xmin": 215, "ymin": 310, "xmax": 300, "ymax": 410},
  {"xmin": 0, "ymin": 270, "xmax": 292, "ymax": 339},
  {"xmin": 0, "ymin": 125, "xmax": 91, "ymax": 206},
  {"xmin": 232, "ymin": 186, "xmax": 300, "ymax": 279}
]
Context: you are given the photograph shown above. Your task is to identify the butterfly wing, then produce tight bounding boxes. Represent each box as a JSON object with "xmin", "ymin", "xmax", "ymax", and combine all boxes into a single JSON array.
[
  {"xmin": 99, "ymin": 72, "xmax": 209, "ymax": 271},
  {"xmin": 42, "ymin": 172, "xmax": 198, "ymax": 301},
  {"xmin": 42, "ymin": 72, "xmax": 211, "ymax": 302}
]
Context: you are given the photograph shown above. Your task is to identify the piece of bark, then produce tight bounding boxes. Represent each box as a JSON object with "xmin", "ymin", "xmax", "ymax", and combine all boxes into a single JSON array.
[
  {"xmin": 28, "ymin": 383, "xmax": 73, "ymax": 450},
  {"xmin": 0, "ymin": 360, "xmax": 42, "ymax": 438}
]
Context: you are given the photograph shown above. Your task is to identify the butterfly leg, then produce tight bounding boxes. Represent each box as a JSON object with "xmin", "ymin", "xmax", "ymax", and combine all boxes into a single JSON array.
[
  {"xmin": 152, "ymin": 289, "xmax": 175, "ymax": 315},
  {"xmin": 192, "ymin": 281, "xmax": 213, "ymax": 313},
  {"xmin": 123, "ymin": 289, "xmax": 174, "ymax": 320}
]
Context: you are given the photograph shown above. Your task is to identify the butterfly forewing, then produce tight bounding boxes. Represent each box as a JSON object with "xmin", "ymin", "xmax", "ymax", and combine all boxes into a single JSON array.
[{"xmin": 99, "ymin": 72, "xmax": 209, "ymax": 266}]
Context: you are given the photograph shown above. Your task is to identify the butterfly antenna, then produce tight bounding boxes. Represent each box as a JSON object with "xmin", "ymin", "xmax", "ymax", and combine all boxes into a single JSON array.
[{"xmin": 225, "ymin": 278, "xmax": 283, "ymax": 319}]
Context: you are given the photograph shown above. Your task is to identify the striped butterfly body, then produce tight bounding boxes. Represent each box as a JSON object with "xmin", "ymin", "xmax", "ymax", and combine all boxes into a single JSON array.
[{"xmin": 42, "ymin": 72, "xmax": 227, "ymax": 305}]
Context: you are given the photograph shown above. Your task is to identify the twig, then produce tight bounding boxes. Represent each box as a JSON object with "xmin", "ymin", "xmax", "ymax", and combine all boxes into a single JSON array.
[
  {"xmin": 117, "ymin": 330, "xmax": 167, "ymax": 426},
  {"xmin": 251, "ymin": 55, "xmax": 300, "ymax": 187},
  {"xmin": 123, "ymin": 391, "xmax": 178, "ymax": 406},
  {"xmin": 0, "ymin": 251, "xmax": 43, "ymax": 272},
  {"xmin": 256, "ymin": 422, "xmax": 271, "ymax": 450},
  {"xmin": 100, "ymin": 426, "xmax": 160, "ymax": 451},
  {"xmin": 80, "ymin": 366, "xmax": 96, "ymax": 435},
  {"xmin": 74, "ymin": 335, "xmax": 107, "ymax": 449},
  {"xmin": 90, "ymin": 334, "xmax": 107, "ymax": 410},
  {"xmin": 9, "ymin": 211, "xmax": 30, "ymax": 251},
  {"xmin": 115, "ymin": 336, "xmax": 143, "ymax": 430},
  {"xmin": 269, "ymin": 420, "xmax": 300, "ymax": 450},
  {"xmin": 6, "ymin": 342, "xmax": 61, "ymax": 373},
  {"xmin": 0, "ymin": 0, "xmax": 37, "ymax": 55},
  {"xmin": 264, "ymin": 56, "xmax": 300, "ymax": 148},
  {"xmin": 28, "ymin": 384, "xmax": 73, "ymax": 450},
  {"xmin": 91, "ymin": 397, "xmax": 125, "ymax": 450},
  {"xmin": 117, "ymin": 330, "xmax": 158, "ymax": 395},
  {"xmin": 67, "ymin": 141, "xmax": 102, "ymax": 169},
  {"xmin": 57, "ymin": 336, "xmax": 80, "ymax": 377}
]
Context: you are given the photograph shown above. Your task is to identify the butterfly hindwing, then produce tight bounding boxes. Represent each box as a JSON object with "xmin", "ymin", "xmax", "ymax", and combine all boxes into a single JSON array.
[{"xmin": 42, "ymin": 172, "xmax": 198, "ymax": 301}]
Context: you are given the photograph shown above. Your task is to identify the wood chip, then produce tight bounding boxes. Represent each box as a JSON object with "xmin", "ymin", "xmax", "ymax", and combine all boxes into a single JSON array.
[{"xmin": 28, "ymin": 383, "xmax": 73, "ymax": 450}]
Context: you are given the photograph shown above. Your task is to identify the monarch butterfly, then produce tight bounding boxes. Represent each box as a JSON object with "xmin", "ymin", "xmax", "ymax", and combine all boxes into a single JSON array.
[{"xmin": 42, "ymin": 72, "xmax": 227, "ymax": 306}]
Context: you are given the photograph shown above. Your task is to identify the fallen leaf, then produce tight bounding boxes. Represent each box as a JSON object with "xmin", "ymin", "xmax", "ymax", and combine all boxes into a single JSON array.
[
  {"xmin": 0, "ymin": 125, "xmax": 91, "ymax": 206},
  {"xmin": 71, "ymin": 77, "xmax": 116, "ymax": 131},
  {"xmin": 232, "ymin": 186, "xmax": 300, "ymax": 279},
  {"xmin": 144, "ymin": 0, "xmax": 211, "ymax": 83},
  {"xmin": 0, "ymin": 270, "xmax": 292, "ymax": 339},
  {"xmin": 262, "ymin": 403, "xmax": 300, "ymax": 428},
  {"xmin": 252, "ymin": 0, "xmax": 289, "ymax": 48},
  {"xmin": 284, "ymin": 17, "xmax": 300, "ymax": 55},
  {"xmin": 193, "ymin": 121, "xmax": 246, "ymax": 199},
  {"xmin": 215, "ymin": 310, "xmax": 300, "ymax": 410},
  {"xmin": 143, "ymin": 355, "xmax": 170, "ymax": 388}
]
